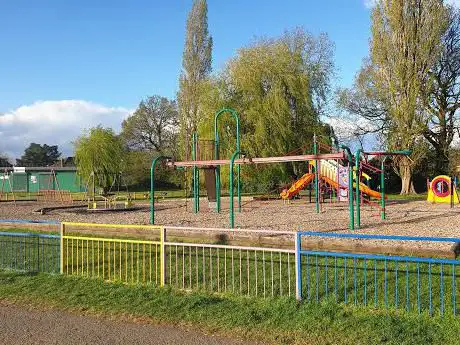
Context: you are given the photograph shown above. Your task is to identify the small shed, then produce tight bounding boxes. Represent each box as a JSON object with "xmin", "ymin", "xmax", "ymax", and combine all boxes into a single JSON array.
[{"xmin": 1, "ymin": 167, "xmax": 85, "ymax": 193}]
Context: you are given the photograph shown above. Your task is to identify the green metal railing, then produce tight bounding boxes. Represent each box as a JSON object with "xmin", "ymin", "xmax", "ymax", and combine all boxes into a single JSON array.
[{"xmin": 0, "ymin": 231, "xmax": 60, "ymax": 273}]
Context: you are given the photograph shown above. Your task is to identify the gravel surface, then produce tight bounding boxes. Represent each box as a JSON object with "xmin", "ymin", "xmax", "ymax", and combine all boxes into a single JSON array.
[
  {"xmin": 1, "ymin": 198, "xmax": 460, "ymax": 251},
  {"xmin": 0, "ymin": 302, "xmax": 264, "ymax": 345},
  {"xmin": 1, "ymin": 198, "xmax": 459, "ymax": 234}
]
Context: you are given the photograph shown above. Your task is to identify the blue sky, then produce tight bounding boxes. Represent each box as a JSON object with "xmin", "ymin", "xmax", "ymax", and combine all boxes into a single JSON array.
[{"xmin": 0, "ymin": 0, "xmax": 374, "ymax": 157}]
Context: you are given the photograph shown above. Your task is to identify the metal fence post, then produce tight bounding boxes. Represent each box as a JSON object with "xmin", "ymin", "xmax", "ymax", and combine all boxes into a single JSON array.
[
  {"xmin": 36, "ymin": 235, "xmax": 40, "ymax": 272},
  {"xmin": 60, "ymin": 223, "xmax": 65, "ymax": 274},
  {"xmin": 160, "ymin": 226, "xmax": 166, "ymax": 287},
  {"xmin": 295, "ymin": 232, "xmax": 302, "ymax": 301}
]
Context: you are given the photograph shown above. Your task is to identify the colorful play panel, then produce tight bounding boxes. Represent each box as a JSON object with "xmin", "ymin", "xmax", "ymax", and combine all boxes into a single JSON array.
[{"xmin": 427, "ymin": 175, "xmax": 459, "ymax": 204}]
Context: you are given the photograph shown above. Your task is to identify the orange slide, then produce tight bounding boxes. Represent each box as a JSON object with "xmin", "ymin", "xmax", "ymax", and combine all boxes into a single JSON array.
[
  {"xmin": 322, "ymin": 175, "xmax": 385, "ymax": 200},
  {"xmin": 359, "ymin": 183, "xmax": 385, "ymax": 199},
  {"xmin": 280, "ymin": 173, "xmax": 314, "ymax": 200},
  {"xmin": 281, "ymin": 173, "xmax": 385, "ymax": 200}
]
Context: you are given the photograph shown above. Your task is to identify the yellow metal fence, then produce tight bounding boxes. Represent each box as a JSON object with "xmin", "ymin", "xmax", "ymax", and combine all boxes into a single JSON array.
[
  {"xmin": 58, "ymin": 222, "xmax": 295, "ymax": 298},
  {"xmin": 61, "ymin": 222, "xmax": 165, "ymax": 286}
]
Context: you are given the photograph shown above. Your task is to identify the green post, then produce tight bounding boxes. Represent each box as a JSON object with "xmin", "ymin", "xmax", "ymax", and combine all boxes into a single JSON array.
[
  {"xmin": 380, "ymin": 156, "xmax": 388, "ymax": 220},
  {"xmin": 214, "ymin": 108, "xmax": 240, "ymax": 213},
  {"xmin": 340, "ymin": 145, "xmax": 354, "ymax": 231},
  {"xmin": 355, "ymin": 149, "xmax": 363, "ymax": 229},
  {"xmin": 313, "ymin": 134, "xmax": 320, "ymax": 213},
  {"xmin": 150, "ymin": 156, "xmax": 170, "ymax": 224},
  {"xmin": 229, "ymin": 150, "xmax": 242, "ymax": 228}
]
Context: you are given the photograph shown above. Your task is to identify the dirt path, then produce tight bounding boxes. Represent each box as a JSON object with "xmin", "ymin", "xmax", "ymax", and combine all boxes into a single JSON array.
[{"xmin": 0, "ymin": 303, "xmax": 265, "ymax": 345}]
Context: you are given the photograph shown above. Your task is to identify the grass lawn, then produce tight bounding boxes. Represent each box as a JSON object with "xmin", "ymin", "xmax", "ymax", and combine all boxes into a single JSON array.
[
  {"xmin": 0, "ymin": 270, "xmax": 459, "ymax": 345},
  {"xmin": 387, "ymin": 193, "xmax": 427, "ymax": 201}
]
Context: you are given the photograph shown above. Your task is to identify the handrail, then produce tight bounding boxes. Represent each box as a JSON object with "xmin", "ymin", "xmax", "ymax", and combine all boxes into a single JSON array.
[{"xmin": 298, "ymin": 231, "xmax": 460, "ymax": 243}]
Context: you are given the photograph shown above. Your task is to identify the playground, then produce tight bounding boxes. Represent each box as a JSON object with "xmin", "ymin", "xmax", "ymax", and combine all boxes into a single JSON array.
[{"xmin": 2, "ymin": 108, "xmax": 460, "ymax": 254}]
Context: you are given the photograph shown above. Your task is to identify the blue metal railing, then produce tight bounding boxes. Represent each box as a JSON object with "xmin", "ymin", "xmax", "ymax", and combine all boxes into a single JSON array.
[
  {"xmin": 295, "ymin": 231, "xmax": 460, "ymax": 317},
  {"xmin": 0, "ymin": 219, "xmax": 60, "ymax": 225},
  {"xmin": 0, "ymin": 231, "xmax": 60, "ymax": 273}
]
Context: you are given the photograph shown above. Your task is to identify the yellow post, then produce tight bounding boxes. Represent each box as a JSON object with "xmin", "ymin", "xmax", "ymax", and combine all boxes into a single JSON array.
[
  {"xmin": 60, "ymin": 223, "xmax": 65, "ymax": 274},
  {"xmin": 160, "ymin": 226, "xmax": 166, "ymax": 287}
]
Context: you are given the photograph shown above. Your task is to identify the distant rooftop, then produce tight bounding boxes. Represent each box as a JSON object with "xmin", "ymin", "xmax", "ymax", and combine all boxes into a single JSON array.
[{"xmin": 3, "ymin": 166, "xmax": 77, "ymax": 172}]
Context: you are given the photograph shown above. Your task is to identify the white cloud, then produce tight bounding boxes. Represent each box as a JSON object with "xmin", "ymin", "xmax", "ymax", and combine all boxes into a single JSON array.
[
  {"xmin": 364, "ymin": 0, "xmax": 377, "ymax": 9},
  {"xmin": 446, "ymin": 0, "xmax": 460, "ymax": 7},
  {"xmin": 323, "ymin": 116, "xmax": 379, "ymax": 151},
  {"xmin": 364, "ymin": 0, "xmax": 459, "ymax": 8},
  {"xmin": 0, "ymin": 100, "xmax": 133, "ymax": 160}
]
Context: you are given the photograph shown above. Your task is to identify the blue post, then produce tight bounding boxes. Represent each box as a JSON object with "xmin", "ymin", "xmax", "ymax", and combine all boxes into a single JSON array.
[
  {"xmin": 295, "ymin": 232, "xmax": 302, "ymax": 301},
  {"xmin": 406, "ymin": 261, "xmax": 410, "ymax": 312},
  {"xmin": 364, "ymin": 259, "xmax": 367, "ymax": 305},
  {"xmin": 440, "ymin": 263, "xmax": 444, "ymax": 316},
  {"xmin": 452, "ymin": 264, "xmax": 456, "ymax": 316},
  {"xmin": 325, "ymin": 257, "xmax": 328, "ymax": 298}
]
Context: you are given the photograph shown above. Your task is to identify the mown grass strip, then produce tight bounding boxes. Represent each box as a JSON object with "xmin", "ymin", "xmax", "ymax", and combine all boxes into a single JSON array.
[{"xmin": 0, "ymin": 270, "xmax": 459, "ymax": 345}]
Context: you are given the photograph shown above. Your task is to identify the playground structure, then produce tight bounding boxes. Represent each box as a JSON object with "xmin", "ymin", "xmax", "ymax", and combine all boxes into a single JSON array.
[
  {"xmin": 86, "ymin": 171, "xmax": 134, "ymax": 211},
  {"xmin": 427, "ymin": 175, "xmax": 459, "ymax": 206},
  {"xmin": 150, "ymin": 107, "xmax": 411, "ymax": 230},
  {"xmin": 280, "ymin": 140, "xmax": 395, "ymax": 224}
]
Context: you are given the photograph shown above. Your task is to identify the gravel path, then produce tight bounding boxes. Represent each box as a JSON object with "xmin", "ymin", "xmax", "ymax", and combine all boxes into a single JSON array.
[
  {"xmin": 0, "ymin": 302, "xmax": 264, "ymax": 345},
  {"xmin": 2, "ymin": 198, "xmax": 460, "ymax": 252},
  {"xmin": 2, "ymin": 198, "xmax": 460, "ymax": 235}
]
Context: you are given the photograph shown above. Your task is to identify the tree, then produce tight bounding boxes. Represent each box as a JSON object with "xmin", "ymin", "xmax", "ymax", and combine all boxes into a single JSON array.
[
  {"xmin": 121, "ymin": 95, "xmax": 178, "ymax": 155},
  {"xmin": 177, "ymin": 0, "xmax": 213, "ymax": 158},
  {"xmin": 421, "ymin": 7, "xmax": 460, "ymax": 174},
  {"xmin": 74, "ymin": 126, "xmax": 126, "ymax": 192},
  {"xmin": 0, "ymin": 154, "xmax": 12, "ymax": 167},
  {"xmin": 16, "ymin": 143, "xmax": 61, "ymax": 167},
  {"xmin": 341, "ymin": 0, "xmax": 448, "ymax": 194},
  {"xmin": 222, "ymin": 30, "xmax": 334, "ymax": 157},
  {"xmin": 338, "ymin": 58, "xmax": 390, "ymax": 129},
  {"xmin": 197, "ymin": 29, "xmax": 335, "ymax": 189}
]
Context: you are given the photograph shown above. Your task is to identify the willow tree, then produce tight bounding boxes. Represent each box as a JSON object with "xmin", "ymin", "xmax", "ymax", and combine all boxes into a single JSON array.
[
  {"xmin": 74, "ymin": 126, "xmax": 126, "ymax": 193},
  {"xmin": 370, "ymin": 0, "xmax": 448, "ymax": 194},
  {"xmin": 197, "ymin": 29, "xmax": 334, "ymax": 190},
  {"xmin": 222, "ymin": 30, "xmax": 334, "ymax": 157},
  {"xmin": 177, "ymin": 0, "xmax": 212, "ymax": 159}
]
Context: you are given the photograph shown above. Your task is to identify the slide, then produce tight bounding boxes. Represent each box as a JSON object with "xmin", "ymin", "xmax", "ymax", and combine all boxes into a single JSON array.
[
  {"xmin": 280, "ymin": 173, "xmax": 314, "ymax": 200},
  {"xmin": 322, "ymin": 175, "xmax": 385, "ymax": 200},
  {"xmin": 281, "ymin": 173, "xmax": 384, "ymax": 200},
  {"xmin": 359, "ymin": 183, "xmax": 385, "ymax": 200}
]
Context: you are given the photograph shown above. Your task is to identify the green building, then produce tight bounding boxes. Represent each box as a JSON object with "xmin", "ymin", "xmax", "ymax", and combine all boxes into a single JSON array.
[{"xmin": 0, "ymin": 167, "xmax": 85, "ymax": 193}]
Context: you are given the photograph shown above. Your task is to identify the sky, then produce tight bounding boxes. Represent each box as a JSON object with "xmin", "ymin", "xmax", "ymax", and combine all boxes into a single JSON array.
[{"xmin": 0, "ymin": 0, "xmax": 456, "ymax": 159}]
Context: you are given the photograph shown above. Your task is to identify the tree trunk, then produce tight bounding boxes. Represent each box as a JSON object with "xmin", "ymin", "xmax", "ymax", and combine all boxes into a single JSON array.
[
  {"xmin": 434, "ymin": 147, "xmax": 450, "ymax": 176},
  {"xmin": 399, "ymin": 161, "xmax": 416, "ymax": 195}
]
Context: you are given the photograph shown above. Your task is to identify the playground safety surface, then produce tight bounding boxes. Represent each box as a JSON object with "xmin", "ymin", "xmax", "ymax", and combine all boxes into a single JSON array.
[{"xmin": 1, "ymin": 198, "xmax": 459, "ymax": 254}]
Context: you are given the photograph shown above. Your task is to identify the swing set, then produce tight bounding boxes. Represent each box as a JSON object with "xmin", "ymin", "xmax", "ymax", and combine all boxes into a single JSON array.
[
  {"xmin": 37, "ymin": 169, "xmax": 73, "ymax": 203},
  {"xmin": 86, "ymin": 171, "xmax": 134, "ymax": 211},
  {"xmin": 0, "ymin": 168, "xmax": 15, "ymax": 203}
]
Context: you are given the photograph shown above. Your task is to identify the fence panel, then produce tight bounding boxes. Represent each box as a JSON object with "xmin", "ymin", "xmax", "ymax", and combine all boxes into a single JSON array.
[
  {"xmin": 61, "ymin": 222, "xmax": 162, "ymax": 286},
  {"xmin": 0, "ymin": 231, "xmax": 60, "ymax": 273},
  {"xmin": 165, "ymin": 243, "xmax": 295, "ymax": 298},
  {"xmin": 296, "ymin": 232, "xmax": 460, "ymax": 317}
]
